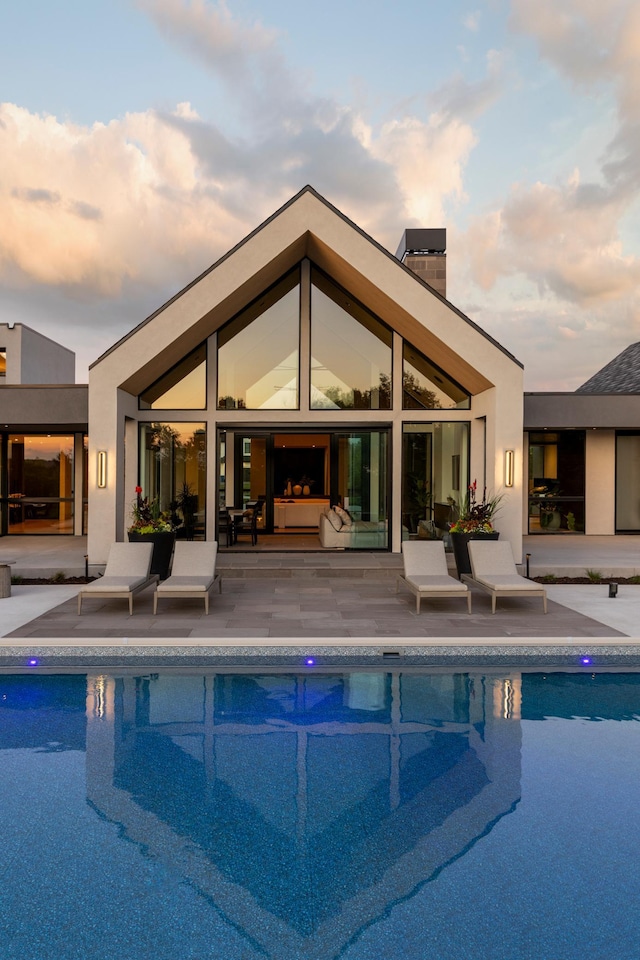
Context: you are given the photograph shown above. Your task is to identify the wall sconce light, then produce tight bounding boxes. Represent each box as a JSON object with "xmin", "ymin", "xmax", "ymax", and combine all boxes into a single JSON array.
[
  {"xmin": 504, "ymin": 449, "xmax": 514, "ymax": 488},
  {"xmin": 97, "ymin": 450, "xmax": 107, "ymax": 488}
]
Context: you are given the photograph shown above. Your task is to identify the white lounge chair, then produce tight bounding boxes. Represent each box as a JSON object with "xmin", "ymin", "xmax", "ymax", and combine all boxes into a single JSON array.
[
  {"xmin": 465, "ymin": 540, "xmax": 548, "ymax": 614},
  {"xmin": 78, "ymin": 542, "xmax": 158, "ymax": 615},
  {"xmin": 398, "ymin": 541, "xmax": 471, "ymax": 613},
  {"xmin": 153, "ymin": 541, "xmax": 220, "ymax": 615}
]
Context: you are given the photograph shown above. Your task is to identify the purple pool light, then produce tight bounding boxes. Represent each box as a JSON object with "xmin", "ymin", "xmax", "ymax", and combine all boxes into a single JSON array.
[
  {"xmin": 27, "ymin": 658, "xmax": 39, "ymax": 667},
  {"xmin": 305, "ymin": 657, "xmax": 316, "ymax": 666},
  {"xmin": 581, "ymin": 656, "xmax": 592, "ymax": 665}
]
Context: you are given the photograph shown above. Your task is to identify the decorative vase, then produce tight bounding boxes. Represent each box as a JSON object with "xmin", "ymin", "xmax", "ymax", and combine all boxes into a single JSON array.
[
  {"xmin": 450, "ymin": 530, "xmax": 500, "ymax": 579},
  {"xmin": 293, "ymin": 484, "xmax": 302, "ymax": 496},
  {"xmin": 286, "ymin": 480, "xmax": 292, "ymax": 496},
  {"xmin": 303, "ymin": 484, "xmax": 311, "ymax": 496},
  {"xmin": 128, "ymin": 530, "xmax": 176, "ymax": 580}
]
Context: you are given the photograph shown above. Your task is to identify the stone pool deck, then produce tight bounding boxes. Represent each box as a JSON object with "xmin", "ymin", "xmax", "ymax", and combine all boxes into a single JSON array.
[
  {"xmin": 2, "ymin": 535, "xmax": 640, "ymax": 665},
  {"xmin": 2, "ymin": 577, "xmax": 640, "ymax": 667}
]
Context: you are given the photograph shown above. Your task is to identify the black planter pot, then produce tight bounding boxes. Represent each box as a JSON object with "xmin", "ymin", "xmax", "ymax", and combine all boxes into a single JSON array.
[
  {"xmin": 128, "ymin": 530, "xmax": 176, "ymax": 580},
  {"xmin": 450, "ymin": 531, "xmax": 500, "ymax": 579}
]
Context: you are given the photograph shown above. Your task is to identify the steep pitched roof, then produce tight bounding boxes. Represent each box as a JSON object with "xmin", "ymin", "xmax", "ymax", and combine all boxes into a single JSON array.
[
  {"xmin": 90, "ymin": 185, "xmax": 521, "ymax": 396},
  {"xmin": 577, "ymin": 341, "xmax": 640, "ymax": 394}
]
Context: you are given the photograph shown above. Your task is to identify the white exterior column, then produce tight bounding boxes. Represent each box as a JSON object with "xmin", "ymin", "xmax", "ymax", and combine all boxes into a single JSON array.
[{"xmin": 585, "ymin": 430, "xmax": 615, "ymax": 534}]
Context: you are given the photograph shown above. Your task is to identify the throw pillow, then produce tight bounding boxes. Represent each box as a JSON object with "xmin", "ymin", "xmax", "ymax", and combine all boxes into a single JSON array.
[
  {"xmin": 334, "ymin": 505, "xmax": 353, "ymax": 527},
  {"xmin": 327, "ymin": 508, "xmax": 343, "ymax": 531}
]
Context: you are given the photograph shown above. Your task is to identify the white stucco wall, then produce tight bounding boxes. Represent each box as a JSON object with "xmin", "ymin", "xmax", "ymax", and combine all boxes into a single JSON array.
[
  {"xmin": 585, "ymin": 430, "xmax": 616, "ymax": 534},
  {"xmin": 0, "ymin": 324, "xmax": 75, "ymax": 384}
]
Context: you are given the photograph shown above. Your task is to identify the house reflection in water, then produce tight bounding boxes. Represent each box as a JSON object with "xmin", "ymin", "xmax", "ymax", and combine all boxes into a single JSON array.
[{"xmin": 85, "ymin": 670, "xmax": 522, "ymax": 958}]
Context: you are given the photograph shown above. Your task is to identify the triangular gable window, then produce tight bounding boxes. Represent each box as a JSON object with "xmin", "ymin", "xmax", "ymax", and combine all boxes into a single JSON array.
[
  {"xmin": 403, "ymin": 342, "xmax": 470, "ymax": 409},
  {"xmin": 310, "ymin": 267, "xmax": 392, "ymax": 410},
  {"xmin": 217, "ymin": 270, "xmax": 300, "ymax": 410},
  {"xmin": 139, "ymin": 344, "xmax": 206, "ymax": 409}
]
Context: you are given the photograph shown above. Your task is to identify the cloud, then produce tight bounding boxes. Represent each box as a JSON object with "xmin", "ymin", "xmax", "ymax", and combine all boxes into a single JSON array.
[
  {"xmin": 456, "ymin": 0, "xmax": 640, "ymax": 386},
  {"xmin": 135, "ymin": 0, "xmax": 298, "ymax": 127},
  {"xmin": 0, "ymin": 0, "xmax": 499, "ymax": 303},
  {"xmin": 429, "ymin": 50, "xmax": 505, "ymax": 121},
  {"xmin": 465, "ymin": 173, "xmax": 640, "ymax": 304},
  {"xmin": 12, "ymin": 187, "xmax": 61, "ymax": 205},
  {"xmin": 463, "ymin": 11, "xmax": 481, "ymax": 32},
  {"xmin": 0, "ymin": 101, "xmax": 236, "ymax": 295}
]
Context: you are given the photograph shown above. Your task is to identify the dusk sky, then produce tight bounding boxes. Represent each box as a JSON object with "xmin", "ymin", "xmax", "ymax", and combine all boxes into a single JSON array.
[{"xmin": 1, "ymin": 0, "xmax": 639, "ymax": 389}]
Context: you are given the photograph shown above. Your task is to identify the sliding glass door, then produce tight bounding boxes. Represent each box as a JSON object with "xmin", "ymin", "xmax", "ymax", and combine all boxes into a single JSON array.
[{"xmin": 333, "ymin": 430, "xmax": 389, "ymax": 548}]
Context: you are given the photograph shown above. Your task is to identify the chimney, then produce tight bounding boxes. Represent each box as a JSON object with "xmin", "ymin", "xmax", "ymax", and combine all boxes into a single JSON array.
[{"xmin": 395, "ymin": 228, "xmax": 446, "ymax": 299}]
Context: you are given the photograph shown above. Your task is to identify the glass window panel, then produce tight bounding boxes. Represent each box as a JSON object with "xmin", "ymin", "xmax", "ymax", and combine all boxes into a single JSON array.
[
  {"xmin": 527, "ymin": 431, "xmax": 584, "ymax": 534},
  {"xmin": 402, "ymin": 423, "xmax": 469, "ymax": 540},
  {"xmin": 616, "ymin": 434, "xmax": 640, "ymax": 531},
  {"xmin": 139, "ymin": 423, "xmax": 206, "ymax": 538},
  {"xmin": 0, "ymin": 350, "xmax": 6, "ymax": 376},
  {"xmin": 311, "ymin": 269, "xmax": 392, "ymax": 410},
  {"xmin": 403, "ymin": 342, "xmax": 470, "ymax": 409},
  {"xmin": 139, "ymin": 344, "xmax": 206, "ymax": 409},
  {"xmin": 7, "ymin": 434, "xmax": 74, "ymax": 534},
  {"xmin": 336, "ymin": 431, "xmax": 388, "ymax": 548},
  {"xmin": 218, "ymin": 271, "xmax": 300, "ymax": 410}
]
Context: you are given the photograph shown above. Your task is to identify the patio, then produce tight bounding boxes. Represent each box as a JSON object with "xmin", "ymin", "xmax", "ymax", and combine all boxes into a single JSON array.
[{"xmin": 1, "ymin": 534, "xmax": 639, "ymax": 649}]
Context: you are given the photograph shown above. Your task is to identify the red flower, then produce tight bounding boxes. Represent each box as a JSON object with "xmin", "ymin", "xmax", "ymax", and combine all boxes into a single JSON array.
[{"xmin": 135, "ymin": 485, "xmax": 142, "ymax": 494}]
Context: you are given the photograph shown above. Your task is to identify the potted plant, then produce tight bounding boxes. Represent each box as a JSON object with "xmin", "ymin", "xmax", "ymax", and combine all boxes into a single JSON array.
[
  {"xmin": 449, "ymin": 480, "xmax": 503, "ymax": 578},
  {"xmin": 127, "ymin": 486, "xmax": 175, "ymax": 579}
]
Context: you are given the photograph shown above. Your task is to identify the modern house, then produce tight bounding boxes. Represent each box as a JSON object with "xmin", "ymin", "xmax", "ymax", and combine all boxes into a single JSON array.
[
  {"xmin": 3, "ymin": 185, "xmax": 638, "ymax": 559},
  {"xmin": 0, "ymin": 323, "xmax": 87, "ymax": 536},
  {"xmin": 86, "ymin": 186, "xmax": 524, "ymax": 566}
]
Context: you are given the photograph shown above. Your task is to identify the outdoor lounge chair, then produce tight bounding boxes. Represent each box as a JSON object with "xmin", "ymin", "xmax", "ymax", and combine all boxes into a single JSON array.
[
  {"xmin": 153, "ymin": 541, "xmax": 220, "ymax": 614},
  {"xmin": 465, "ymin": 540, "xmax": 548, "ymax": 614},
  {"xmin": 77, "ymin": 542, "xmax": 158, "ymax": 615},
  {"xmin": 398, "ymin": 540, "xmax": 471, "ymax": 613}
]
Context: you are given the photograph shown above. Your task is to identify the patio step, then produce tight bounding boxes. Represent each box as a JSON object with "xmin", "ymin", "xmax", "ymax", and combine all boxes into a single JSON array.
[{"xmin": 217, "ymin": 552, "xmax": 405, "ymax": 580}]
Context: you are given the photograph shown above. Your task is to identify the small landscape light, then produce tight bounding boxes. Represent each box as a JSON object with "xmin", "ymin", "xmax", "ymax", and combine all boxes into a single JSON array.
[{"xmin": 608, "ymin": 583, "xmax": 618, "ymax": 598}]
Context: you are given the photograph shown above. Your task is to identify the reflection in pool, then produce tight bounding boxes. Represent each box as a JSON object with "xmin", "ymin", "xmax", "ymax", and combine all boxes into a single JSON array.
[{"xmin": 1, "ymin": 669, "xmax": 640, "ymax": 959}]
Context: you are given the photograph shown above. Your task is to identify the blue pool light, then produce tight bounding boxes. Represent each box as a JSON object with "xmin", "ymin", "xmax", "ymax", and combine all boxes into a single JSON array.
[
  {"xmin": 27, "ymin": 658, "xmax": 39, "ymax": 667},
  {"xmin": 305, "ymin": 657, "xmax": 315, "ymax": 666},
  {"xmin": 581, "ymin": 656, "xmax": 592, "ymax": 665}
]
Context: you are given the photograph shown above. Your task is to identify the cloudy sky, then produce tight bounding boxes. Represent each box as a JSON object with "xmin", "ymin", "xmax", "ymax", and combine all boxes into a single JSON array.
[{"xmin": 1, "ymin": 0, "xmax": 639, "ymax": 389}]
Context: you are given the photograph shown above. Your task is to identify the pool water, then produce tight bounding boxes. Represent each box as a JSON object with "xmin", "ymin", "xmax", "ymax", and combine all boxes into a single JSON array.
[{"xmin": 1, "ymin": 668, "xmax": 640, "ymax": 960}]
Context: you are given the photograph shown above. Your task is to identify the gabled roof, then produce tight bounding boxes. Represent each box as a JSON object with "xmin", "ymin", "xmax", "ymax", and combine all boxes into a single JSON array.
[
  {"xmin": 577, "ymin": 341, "xmax": 640, "ymax": 394},
  {"xmin": 91, "ymin": 185, "xmax": 522, "ymax": 395}
]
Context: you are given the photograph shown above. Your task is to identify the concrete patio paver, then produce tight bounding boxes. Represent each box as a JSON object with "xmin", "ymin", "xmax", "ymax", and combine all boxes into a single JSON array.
[{"xmin": 1, "ymin": 577, "xmax": 630, "ymax": 642}]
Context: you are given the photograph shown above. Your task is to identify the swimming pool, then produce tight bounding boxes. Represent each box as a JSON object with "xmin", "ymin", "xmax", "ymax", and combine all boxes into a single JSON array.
[{"xmin": 1, "ymin": 667, "xmax": 639, "ymax": 960}]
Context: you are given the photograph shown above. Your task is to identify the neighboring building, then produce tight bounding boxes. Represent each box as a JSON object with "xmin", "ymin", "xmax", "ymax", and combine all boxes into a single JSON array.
[
  {"xmin": 0, "ymin": 324, "xmax": 88, "ymax": 536},
  {"xmin": 524, "ymin": 341, "xmax": 640, "ymax": 536},
  {"xmin": 87, "ymin": 186, "xmax": 524, "ymax": 566}
]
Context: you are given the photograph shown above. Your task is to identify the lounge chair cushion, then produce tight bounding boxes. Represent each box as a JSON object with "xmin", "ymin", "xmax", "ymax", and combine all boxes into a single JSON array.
[
  {"xmin": 83, "ymin": 575, "xmax": 150, "ymax": 592},
  {"xmin": 474, "ymin": 573, "xmax": 541, "ymax": 592},
  {"xmin": 156, "ymin": 576, "xmax": 214, "ymax": 593},
  {"xmin": 406, "ymin": 574, "xmax": 467, "ymax": 591}
]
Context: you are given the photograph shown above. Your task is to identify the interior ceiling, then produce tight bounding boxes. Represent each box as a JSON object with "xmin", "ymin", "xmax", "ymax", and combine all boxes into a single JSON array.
[
  {"xmin": 274, "ymin": 434, "xmax": 330, "ymax": 447},
  {"xmin": 120, "ymin": 229, "xmax": 494, "ymax": 397}
]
